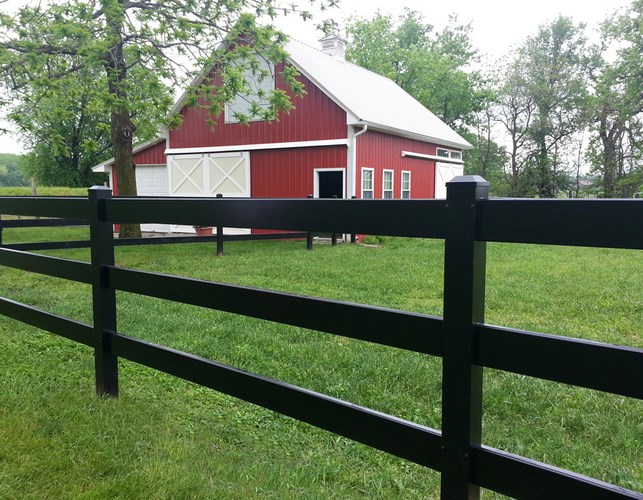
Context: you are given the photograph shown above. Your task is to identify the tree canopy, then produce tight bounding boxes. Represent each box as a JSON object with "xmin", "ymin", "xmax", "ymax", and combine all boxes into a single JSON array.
[
  {"xmin": 2, "ymin": 1, "xmax": 641, "ymax": 199},
  {"xmin": 0, "ymin": 153, "xmax": 29, "ymax": 187},
  {"xmin": 346, "ymin": 9, "xmax": 488, "ymax": 133},
  {"xmin": 0, "ymin": 0, "xmax": 336, "ymax": 236},
  {"xmin": 586, "ymin": 0, "xmax": 643, "ymax": 197}
]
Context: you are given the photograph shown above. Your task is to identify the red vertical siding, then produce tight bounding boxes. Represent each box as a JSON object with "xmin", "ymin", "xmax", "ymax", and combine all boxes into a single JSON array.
[
  {"xmin": 170, "ymin": 64, "xmax": 347, "ymax": 149},
  {"xmin": 251, "ymin": 146, "xmax": 347, "ymax": 198},
  {"xmin": 133, "ymin": 140, "xmax": 166, "ymax": 165},
  {"xmin": 356, "ymin": 130, "xmax": 438, "ymax": 199}
]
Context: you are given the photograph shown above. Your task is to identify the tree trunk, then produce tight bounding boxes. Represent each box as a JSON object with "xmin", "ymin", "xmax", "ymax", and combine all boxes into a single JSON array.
[{"xmin": 104, "ymin": 2, "xmax": 141, "ymax": 239}]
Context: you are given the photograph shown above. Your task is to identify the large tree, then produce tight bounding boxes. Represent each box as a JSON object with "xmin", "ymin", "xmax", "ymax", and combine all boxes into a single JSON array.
[
  {"xmin": 0, "ymin": 0, "xmax": 336, "ymax": 237},
  {"xmin": 345, "ymin": 9, "xmax": 488, "ymax": 133},
  {"xmin": 587, "ymin": 0, "xmax": 643, "ymax": 197},
  {"xmin": 491, "ymin": 17, "xmax": 590, "ymax": 197},
  {"xmin": 520, "ymin": 16, "xmax": 589, "ymax": 197},
  {"xmin": 492, "ymin": 56, "xmax": 538, "ymax": 197},
  {"xmin": 10, "ymin": 63, "xmax": 171, "ymax": 187}
]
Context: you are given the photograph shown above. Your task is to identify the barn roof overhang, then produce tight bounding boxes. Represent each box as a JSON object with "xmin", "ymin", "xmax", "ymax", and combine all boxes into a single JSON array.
[{"xmin": 91, "ymin": 137, "xmax": 166, "ymax": 173}]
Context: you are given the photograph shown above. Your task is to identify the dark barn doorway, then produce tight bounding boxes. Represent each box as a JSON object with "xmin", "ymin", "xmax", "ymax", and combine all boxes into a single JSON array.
[{"xmin": 317, "ymin": 170, "xmax": 344, "ymax": 198}]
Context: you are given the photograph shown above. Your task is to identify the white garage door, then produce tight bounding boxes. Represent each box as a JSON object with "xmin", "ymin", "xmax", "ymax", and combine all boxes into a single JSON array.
[
  {"xmin": 168, "ymin": 152, "xmax": 251, "ymax": 234},
  {"xmin": 434, "ymin": 162, "xmax": 464, "ymax": 199},
  {"xmin": 135, "ymin": 165, "xmax": 172, "ymax": 233}
]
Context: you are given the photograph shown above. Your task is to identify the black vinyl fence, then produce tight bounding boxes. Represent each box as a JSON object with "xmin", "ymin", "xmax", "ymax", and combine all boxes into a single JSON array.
[
  {"xmin": 0, "ymin": 176, "xmax": 641, "ymax": 499},
  {"xmin": 0, "ymin": 213, "xmax": 309, "ymax": 254}
]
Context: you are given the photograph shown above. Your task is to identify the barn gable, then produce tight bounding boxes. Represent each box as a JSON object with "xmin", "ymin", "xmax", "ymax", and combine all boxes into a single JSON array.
[{"xmin": 168, "ymin": 63, "xmax": 348, "ymax": 150}]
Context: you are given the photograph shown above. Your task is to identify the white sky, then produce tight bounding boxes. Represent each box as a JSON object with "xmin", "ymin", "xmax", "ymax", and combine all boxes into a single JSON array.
[{"xmin": 0, "ymin": 0, "xmax": 633, "ymax": 155}]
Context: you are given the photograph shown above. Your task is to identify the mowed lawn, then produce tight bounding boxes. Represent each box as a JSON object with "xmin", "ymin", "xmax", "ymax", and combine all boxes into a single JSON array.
[{"xmin": 0, "ymin": 226, "xmax": 641, "ymax": 498}]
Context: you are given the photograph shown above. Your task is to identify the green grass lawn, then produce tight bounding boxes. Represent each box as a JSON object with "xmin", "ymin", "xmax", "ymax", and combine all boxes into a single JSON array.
[{"xmin": 0, "ymin": 227, "xmax": 641, "ymax": 498}]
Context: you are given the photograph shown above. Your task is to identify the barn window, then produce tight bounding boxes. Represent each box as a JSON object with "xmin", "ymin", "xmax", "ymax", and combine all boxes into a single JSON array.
[
  {"xmin": 383, "ymin": 170, "xmax": 394, "ymax": 199},
  {"xmin": 224, "ymin": 56, "xmax": 275, "ymax": 123},
  {"xmin": 361, "ymin": 168, "xmax": 374, "ymax": 199},
  {"xmin": 437, "ymin": 147, "xmax": 462, "ymax": 160},
  {"xmin": 401, "ymin": 171, "xmax": 411, "ymax": 199}
]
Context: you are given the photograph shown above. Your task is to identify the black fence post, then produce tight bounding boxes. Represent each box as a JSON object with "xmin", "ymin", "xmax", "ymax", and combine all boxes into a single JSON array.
[
  {"xmin": 216, "ymin": 193, "xmax": 224, "ymax": 256},
  {"xmin": 331, "ymin": 195, "xmax": 338, "ymax": 246},
  {"xmin": 306, "ymin": 194, "xmax": 313, "ymax": 251},
  {"xmin": 440, "ymin": 175, "xmax": 489, "ymax": 499},
  {"xmin": 88, "ymin": 186, "xmax": 118, "ymax": 397},
  {"xmin": 350, "ymin": 196, "xmax": 357, "ymax": 244},
  {"xmin": 0, "ymin": 214, "xmax": 3, "ymax": 246}
]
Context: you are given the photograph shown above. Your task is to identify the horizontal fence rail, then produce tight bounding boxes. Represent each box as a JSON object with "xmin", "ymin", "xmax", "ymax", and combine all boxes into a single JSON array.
[
  {"xmin": 104, "ymin": 197, "xmax": 449, "ymax": 238},
  {"xmin": 476, "ymin": 324, "xmax": 643, "ymax": 399},
  {"xmin": 111, "ymin": 332, "xmax": 444, "ymax": 470},
  {"xmin": 109, "ymin": 266, "xmax": 445, "ymax": 356},
  {"xmin": 479, "ymin": 199, "xmax": 643, "ymax": 250},
  {"xmin": 0, "ymin": 178, "xmax": 641, "ymax": 499},
  {"xmin": 0, "ymin": 217, "xmax": 88, "ymax": 228}
]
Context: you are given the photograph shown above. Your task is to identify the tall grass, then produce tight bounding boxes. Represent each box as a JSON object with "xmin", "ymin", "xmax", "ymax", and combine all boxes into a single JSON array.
[{"xmin": 0, "ymin": 228, "xmax": 641, "ymax": 498}]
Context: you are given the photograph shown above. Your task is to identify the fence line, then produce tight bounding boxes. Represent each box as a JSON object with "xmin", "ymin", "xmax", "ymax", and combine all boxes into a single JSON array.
[{"xmin": 0, "ymin": 176, "xmax": 641, "ymax": 499}]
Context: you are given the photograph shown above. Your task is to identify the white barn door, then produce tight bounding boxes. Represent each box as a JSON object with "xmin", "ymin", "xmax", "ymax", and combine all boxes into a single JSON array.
[
  {"xmin": 434, "ymin": 162, "xmax": 464, "ymax": 199},
  {"xmin": 168, "ymin": 152, "xmax": 251, "ymax": 233}
]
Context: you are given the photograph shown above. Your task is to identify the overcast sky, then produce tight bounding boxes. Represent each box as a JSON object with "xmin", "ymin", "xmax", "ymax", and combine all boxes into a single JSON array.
[{"xmin": 0, "ymin": 0, "xmax": 633, "ymax": 155}]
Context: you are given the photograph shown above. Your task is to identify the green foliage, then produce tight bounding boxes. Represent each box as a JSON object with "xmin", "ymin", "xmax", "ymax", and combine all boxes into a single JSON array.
[
  {"xmin": 0, "ymin": 186, "xmax": 88, "ymax": 196},
  {"xmin": 586, "ymin": 0, "xmax": 643, "ymax": 198},
  {"xmin": 0, "ymin": 0, "xmax": 338, "ymax": 195},
  {"xmin": 345, "ymin": 10, "xmax": 489, "ymax": 133},
  {"xmin": 522, "ymin": 17, "xmax": 590, "ymax": 198},
  {"xmin": 492, "ymin": 17, "xmax": 590, "ymax": 197},
  {"xmin": 0, "ymin": 235, "xmax": 640, "ymax": 496},
  {"xmin": 0, "ymin": 153, "xmax": 29, "ymax": 187},
  {"xmin": 461, "ymin": 114, "xmax": 508, "ymax": 195}
]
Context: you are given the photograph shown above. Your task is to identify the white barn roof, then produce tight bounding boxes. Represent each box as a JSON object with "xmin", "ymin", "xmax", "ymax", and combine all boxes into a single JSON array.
[{"xmin": 285, "ymin": 39, "xmax": 472, "ymax": 150}]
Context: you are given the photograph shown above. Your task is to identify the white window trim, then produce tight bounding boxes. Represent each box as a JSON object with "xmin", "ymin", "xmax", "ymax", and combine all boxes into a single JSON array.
[
  {"xmin": 361, "ymin": 167, "xmax": 374, "ymax": 199},
  {"xmin": 401, "ymin": 170, "xmax": 411, "ymax": 199},
  {"xmin": 382, "ymin": 169, "xmax": 394, "ymax": 199},
  {"xmin": 401, "ymin": 150, "xmax": 464, "ymax": 165},
  {"xmin": 436, "ymin": 147, "xmax": 463, "ymax": 161}
]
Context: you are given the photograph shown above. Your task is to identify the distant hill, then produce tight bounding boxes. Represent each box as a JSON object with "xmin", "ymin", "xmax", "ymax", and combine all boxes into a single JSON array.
[{"xmin": 0, "ymin": 153, "xmax": 29, "ymax": 187}]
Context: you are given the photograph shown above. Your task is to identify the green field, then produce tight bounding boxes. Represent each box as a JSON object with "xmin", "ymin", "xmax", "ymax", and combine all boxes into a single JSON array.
[
  {"xmin": 0, "ymin": 226, "xmax": 641, "ymax": 498},
  {"xmin": 0, "ymin": 186, "xmax": 89, "ymax": 197}
]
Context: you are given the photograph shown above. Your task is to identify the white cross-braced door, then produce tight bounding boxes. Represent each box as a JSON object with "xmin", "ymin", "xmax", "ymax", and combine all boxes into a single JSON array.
[
  {"xmin": 434, "ymin": 162, "xmax": 464, "ymax": 199},
  {"xmin": 167, "ymin": 152, "xmax": 251, "ymax": 233}
]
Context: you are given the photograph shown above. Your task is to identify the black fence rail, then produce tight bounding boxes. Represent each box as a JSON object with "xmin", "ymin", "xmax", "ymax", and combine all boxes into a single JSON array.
[
  {"xmin": 0, "ymin": 177, "xmax": 641, "ymax": 499},
  {"xmin": 0, "ymin": 212, "xmax": 308, "ymax": 252}
]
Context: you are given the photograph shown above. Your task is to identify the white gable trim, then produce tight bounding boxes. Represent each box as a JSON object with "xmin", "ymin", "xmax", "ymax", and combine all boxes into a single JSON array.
[
  {"xmin": 166, "ymin": 138, "xmax": 348, "ymax": 155},
  {"xmin": 401, "ymin": 150, "xmax": 464, "ymax": 165}
]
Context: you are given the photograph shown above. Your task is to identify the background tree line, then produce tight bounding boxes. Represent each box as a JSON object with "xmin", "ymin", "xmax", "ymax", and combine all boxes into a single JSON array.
[
  {"xmin": 345, "ymin": 3, "xmax": 643, "ymax": 198},
  {"xmin": 1, "ymin": 0, "xmax": 641, "ymax": 199}
]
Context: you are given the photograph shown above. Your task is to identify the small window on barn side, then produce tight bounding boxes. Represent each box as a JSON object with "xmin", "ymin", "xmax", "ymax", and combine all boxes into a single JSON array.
[
  {"xmin": 383, "ymin": 170, "xmax": 394, "ymax": 199},
  {"xmin": 401, "ymin": 171, "xmax": 411, "ymax": 199},
  {"xmin": 361, "ymin": 168, "xmax": 374, "ymax": 199},
  {"xmin": 225, "ymin": 56, "xmax": 275, "ymax": 124},
  {"xmin": 437, "ymin": 147, "xmax": 463, "ymax": 160}
]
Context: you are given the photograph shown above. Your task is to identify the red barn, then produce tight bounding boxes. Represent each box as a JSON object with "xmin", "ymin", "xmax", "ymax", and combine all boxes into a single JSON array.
[{"xmin": 93, "ymin": 35, "xmax": 471, "ymax": 234}]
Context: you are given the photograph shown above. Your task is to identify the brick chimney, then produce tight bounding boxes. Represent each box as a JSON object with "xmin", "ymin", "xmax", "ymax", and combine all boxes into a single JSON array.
[{"xmin": 319, "ymin": 34, "xmax": 346, "ymax": 60}]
